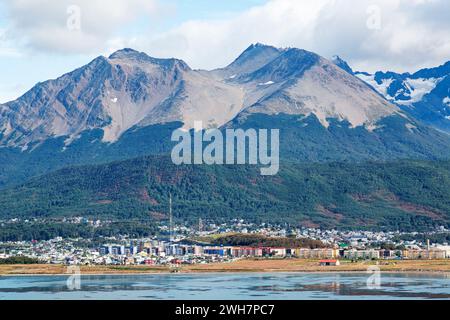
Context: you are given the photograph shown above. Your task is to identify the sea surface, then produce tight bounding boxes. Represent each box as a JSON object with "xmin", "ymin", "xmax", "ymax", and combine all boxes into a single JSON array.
[{"xmin": 0, "ymin": 272, "xmax": 449, "ymax": 300}]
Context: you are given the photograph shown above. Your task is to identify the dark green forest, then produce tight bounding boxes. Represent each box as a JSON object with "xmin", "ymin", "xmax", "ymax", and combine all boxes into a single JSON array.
[
  {"xmin": 1, "ymin": 155, "xmax": 449, "ymax": 232},
  {"xmin": 210, "ymin": 234, "xmax": 326, "ymax": 249},
  {"xmin": 2, "ymin": 113, "xmax": 450, "ymax": 189},
  {"xmin": 0, "ymin": 220, "xmax": 159, "ymax": 242},
  {"xmin": 0, "ymin": 256, "xmax": 41, "ymax": 264}
]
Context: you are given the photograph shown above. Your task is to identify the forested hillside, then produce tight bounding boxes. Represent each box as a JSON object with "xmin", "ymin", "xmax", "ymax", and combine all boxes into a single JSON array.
[{"xmin": 1, "ymin": 156, "xmax": 449, "ymax": 231}]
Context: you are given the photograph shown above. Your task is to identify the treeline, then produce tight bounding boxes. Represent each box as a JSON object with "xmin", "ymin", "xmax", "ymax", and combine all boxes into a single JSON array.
[
  {"xmin": 1, "ymin": 156, "xmax": 450, "ymax": 231},
  {"xmin": 0, "ymin": 221, "xmax": 159, "ymax": 242},
  {"xmin": 0, "ymin": 256, "xmax": 41, "ymax": 264},
  {"xmin": 393, "ymin": 232, "xmax": 450, "ymax": 244},
  {"xmin": 211, "ymin": 234, "xmax": 326, "ymax": 249}
]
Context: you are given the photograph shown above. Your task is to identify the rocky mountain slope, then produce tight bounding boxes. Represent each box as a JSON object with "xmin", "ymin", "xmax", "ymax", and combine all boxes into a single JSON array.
[
  {"xmin": 1, "ymin": 44, "xmax": 450, "ymax": 188},
  {"xmin": 0, "ymin": 48, "xmax": 245, "ymax": 148},
  {"xmin": 1, "ymin": 44, "xmax": 401, "ymax": 149}
]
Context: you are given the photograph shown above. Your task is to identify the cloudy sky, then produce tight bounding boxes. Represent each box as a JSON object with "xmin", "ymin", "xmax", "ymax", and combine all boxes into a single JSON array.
[{"xmin": 1, "ymin": 0, "xmax": 449, "ymax": 103}]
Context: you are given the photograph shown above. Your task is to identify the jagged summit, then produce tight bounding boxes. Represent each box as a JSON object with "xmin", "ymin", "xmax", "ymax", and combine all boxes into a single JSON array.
[
  {"xmin": 331, "ymin": 55, "xmax": 354, "ymax": 75},
  {"xmin": 241, "ymin": 42, "xmax": 280, "ymax": 53},
  {"xmin": 0, "ymin": 44, "xmax": 419, "ymax": 150},
  {"xmin": 108, "ymin": 48, "xmax": 191, "ymax": 71},
  {"xmin": 2, "ymin": 44, "xmax": 450, "ymax": 188},
  {"xmin": 221, "ymin": 43, "xmax": 283, "ymax": 76},
  {"xmin": 243, "ymin": 47, "xmax": 319, "ymax": 82},
  {"xmin": 108, "ymin": 48, "xmax": 140, "ymax": 58}
]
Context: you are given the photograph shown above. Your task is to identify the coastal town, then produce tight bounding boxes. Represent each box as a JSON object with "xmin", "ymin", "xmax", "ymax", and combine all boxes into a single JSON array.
[{"xmin": 1, "ymin": 218, "xmax": 449, "ymax": 266}]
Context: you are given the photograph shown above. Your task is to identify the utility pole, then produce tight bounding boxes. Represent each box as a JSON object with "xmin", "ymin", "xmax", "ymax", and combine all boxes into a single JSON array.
[{"xmin": 169, "ymin": 193, "xmax": 173, "ymax": 243}]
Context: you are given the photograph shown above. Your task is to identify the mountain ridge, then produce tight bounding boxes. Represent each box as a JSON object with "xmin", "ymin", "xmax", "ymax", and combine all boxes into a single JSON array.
[
  {"xmin": 1, "ymin": 44, "xmax": 401, "ymax": 149},
  {"xmin": 331, "ymin": 56, "xmax": 450, "ymax": 133},
  {"xmin": 1, "ymin": 44, "xmax": 450, "ymax": 188}
]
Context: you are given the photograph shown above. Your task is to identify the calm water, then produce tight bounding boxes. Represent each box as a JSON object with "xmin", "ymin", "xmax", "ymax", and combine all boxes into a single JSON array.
[{"xmin": 0, "ymin": 273, "xmax": 449, "ymax": 300}]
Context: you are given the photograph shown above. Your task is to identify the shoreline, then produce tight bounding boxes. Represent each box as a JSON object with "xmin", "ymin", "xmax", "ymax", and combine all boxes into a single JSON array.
[
  {"xmin": 1, "ymin": 259, "xmax": 450, "ymax": 276},
  {"xmin": 2, "ymin": 270, "xmax": 450, "ymax": 277}
]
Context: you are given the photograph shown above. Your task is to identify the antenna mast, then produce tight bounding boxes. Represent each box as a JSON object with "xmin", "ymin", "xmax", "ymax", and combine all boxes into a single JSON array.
[{"xmin": 169, "ymin": 193, "xmax": 173, "ymax": 243}]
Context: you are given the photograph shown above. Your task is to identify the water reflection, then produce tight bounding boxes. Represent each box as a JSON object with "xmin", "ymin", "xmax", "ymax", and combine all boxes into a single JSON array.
[
  {"xmin": 0, "ymin": 273, "xmax": 448, "ymax": 300},
  {"xmin": 252, "ymin": 281, "xmax": 450, "ymax": 299}
]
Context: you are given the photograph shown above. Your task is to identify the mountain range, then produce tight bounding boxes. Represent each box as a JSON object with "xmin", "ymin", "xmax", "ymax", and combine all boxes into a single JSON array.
[
  {"xmin": 1, "ymin": 43, "xmax": 398, "ymax": 148},
  {"xmin": 0, "ymin": 44, "xmax": 450, "ymax": 230},
  {"xmin": 1, "ymin": 44, "xmax": 450, "ymax": 188},
  {"xmin": 331, "ymin": 55, "xmax": 450, "ymax": 133}
]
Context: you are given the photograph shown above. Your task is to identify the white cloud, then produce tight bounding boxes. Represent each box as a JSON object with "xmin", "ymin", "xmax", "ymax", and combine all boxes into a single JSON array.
[
  {"xmin": 135, "ymin": 0, "xmax": 330, "ymax": 70},
  {"xmin": 2, "ymin": 0, "xmax": 450, "ymax": 73},
  {"xmin": 2, "ymin": 0, "xmax": 159, "ymax": 54},
  {"xmin": 0, "ymin": 27, "xmax": 23, "ymax": 57},
  {"xmin": 125, "ymin": 0, "xmax": 450, "ymax": 73}
]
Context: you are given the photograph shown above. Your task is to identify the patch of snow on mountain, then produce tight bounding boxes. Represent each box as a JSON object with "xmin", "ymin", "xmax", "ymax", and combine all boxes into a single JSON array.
[
  {"xmin": 366, "ymin": 123, "xmax": 383, "ymax": 132},
  {"xmin": 258, "ymin": 81, "xmax": 275, "ymax": 86},
  {"xmin": 64, "ymin": 133, "xmax": 82, "ymax": 147},
  {"xmin": 443, "ymin": 97, "xmax": 450, "ymax": 106},
  {"xmin": 405, "ymin": 123, "xmax": 417, "ymax": 132},
  {"xmin": 356, "ymin": 73, "xmax": 393, "ymax": 98},
  {"xmin": 396, "ymin": 77, "xmax": 443, "ymax": 105},
  {"xmin": 358, "ymin": 73, "xmax": 444, "ymax": 107}
]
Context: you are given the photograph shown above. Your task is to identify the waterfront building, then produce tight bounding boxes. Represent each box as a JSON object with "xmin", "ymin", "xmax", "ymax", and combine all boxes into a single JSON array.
[
  {"xmin": 319, "ymin": 259, "xmax": 340, "ymax": 266},
  {"xmin": 293, "ymin": 248, "xmax": 339, "ymax": 259},
  {"xmin": 402, "ymin": 249, "xmax": 446, "ymax": 259},
  {"xmin": 343, "ymin": 249, "xmax": 380, "ymax": 260}
]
